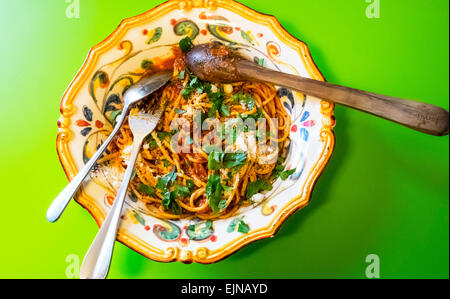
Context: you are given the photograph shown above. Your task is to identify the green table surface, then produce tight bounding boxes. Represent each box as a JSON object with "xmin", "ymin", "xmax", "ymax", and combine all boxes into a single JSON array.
[{"xmin": 0, "ymin": 0, "xmax": 448, "ymax": 279}]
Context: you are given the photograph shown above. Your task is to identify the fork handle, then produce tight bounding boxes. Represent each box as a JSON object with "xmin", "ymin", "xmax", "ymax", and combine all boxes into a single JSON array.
[
  {"xmin": 46, "ymin": 110, "xmax": 127, "ymax": 223},
  {"xmin": 80, "ymin": 137, "xmax": 143, "ymax": 279}
]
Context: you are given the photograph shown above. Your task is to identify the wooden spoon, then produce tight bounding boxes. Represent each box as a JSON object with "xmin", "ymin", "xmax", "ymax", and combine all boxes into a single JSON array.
[{"xmin": 185, "ymin": 43, "xmax": 449, "ymax": 136}]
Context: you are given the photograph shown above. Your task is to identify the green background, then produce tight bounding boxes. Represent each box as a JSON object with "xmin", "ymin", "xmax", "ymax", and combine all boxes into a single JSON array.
[{"xmin": 0, "ymin": 0, "xmax": 448, "ymax": 279}]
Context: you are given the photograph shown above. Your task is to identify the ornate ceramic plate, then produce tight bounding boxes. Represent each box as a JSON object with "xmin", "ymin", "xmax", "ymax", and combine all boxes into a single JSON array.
[{"xmin": 57, "ymin": 0, "xmax": 335, "ymax": 263}]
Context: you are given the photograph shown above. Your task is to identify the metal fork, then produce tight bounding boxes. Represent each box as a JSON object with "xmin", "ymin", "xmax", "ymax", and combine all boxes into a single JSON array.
[
  {"xmin": 46, "ymin": 71, "xmax": 171, "ymax": 223},
  {"xmin": 80, "ymin": 106, "xmax": 163, "ymax": 279}
]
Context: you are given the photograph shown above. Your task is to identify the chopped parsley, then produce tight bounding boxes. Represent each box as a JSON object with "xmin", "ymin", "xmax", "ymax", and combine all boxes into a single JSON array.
[
  {"xmin": 272, "ymin": 157, "xmax": 296, "ymax": 180},
  {"xmin": 179, "ymin": 36, "xmax": 194, "ymax": 53},
  {"xmin": 145, "ymin": 135, "xmax": 158, "ymax": 149},
  {"xmin": 246, "ymin": 179, "xmax": 273, "ymax": 200},
  {"xmin": 158, "ymin": 168, "xmax": 196, "ymax": 214},
  {"xmin": 157, "ymin": 130, "xmax": 176, "ymax": 141},
  {"xmin": 205, "ymin": 173, "xmax": 224, "ymax": 214},
  {"xmin": 207, "ymin": 151, "xmax": 247, "ymax": 170},
  {"xmin": 207, "ymin": 87, "xmax": 226, "ymax": 117},
  {"xmin": 137, "ymin": 183, "xmax": 156, "ymax": 197},
  {"xmin": 186, "ymin": 179, "xmax": 195, "ymax": 190},
  {"xmin": 180, "ymin": 76, "xmax": 229, "ymax": 118},
  {"xmin": 233, "ymin": 92, "xmax": 255, "ymax": 110},
  {"xmin": 279, "ymin": 168, "xmax": 296, "ymax": 180},
  {"xmin": 221, "ymin": 104, "xmax": 231, "ymax": 116},
  {"xmin": 161, "ymin": 159, "xmax": 171, "ymax": 167},
  {"xmin": 173, "ymin": 184, "xmax": 190, "ymax": 197},
  {"xmin": 218, "ymin": 200, "xmax": 228, "ymax": 210},
  {"xmin": 156, "ymin": 166, "xmax": 177, "ymax": 191},
  {"xmin": 181, "ymin": 76, "xmax": 209, "ymax": 99},
  {"xmin": 162, "ymin": 191, "xmax": 181, "ymax": 214}
]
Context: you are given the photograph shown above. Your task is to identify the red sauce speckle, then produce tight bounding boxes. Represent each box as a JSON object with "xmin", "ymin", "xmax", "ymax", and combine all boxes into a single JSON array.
[
  {"xmin": 144, "ymin": 226, "xmax": 150, "ymax": 231},
  {"xmin": 170, "ymin": 18, "xmax": 177, "ymax": 26},
  {"xmin": 142, "ymin": 29, "xmax": 148, "ymax": 35},
  {"xmin": 291, "ymin": 124, "xmax": 298, "ymax": 132}
]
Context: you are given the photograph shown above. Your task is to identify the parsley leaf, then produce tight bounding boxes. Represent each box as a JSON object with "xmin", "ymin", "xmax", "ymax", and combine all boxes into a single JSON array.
[
  {"xmin": 157, "ymin": 131, "xmax": 175, "ymax": 141},
  {"xmin": 181, "ymin": 76, "xmax": 228, "ymax": 117},
  {"xmin": 181, "ymin": 86, "xmax": 194, "ymax": 99},
  {"xmin": 161, "ymin": 159, "xmax": 171, "ymax": 167},
  {"xmin": 162, "ymin": 191, "xmax": 181, "ymax": 214},
  {"xmin": 271, "ymin": 157, "xmax": 296, "ymax": 181},
  {"xmin": 233, "ymin": 92, "xmax": 255, "ymax": 110},
  {"xmin": 145, "ymin": 135, "xmax": 158, "ymax": 149},
  {"xmin": 208, "ymin": 92, "xmax": 226, "ymax": 117},
  {"xmin": 221, "ymin": 104, "xmax": 231, "ymax": 116},
  {"xmin": 181, "ymin": 76, "xmax": 211, "ymax": 99},
  {"xmin": 174, "ymin": 184, "xmax": 190, "ymax": 197},
  {"xmin": 179, "ymin": 36, "xmax": 194, "ymax": 53},
  {"xmin": 246, "ymin": 179, "xmax": 273, "ymax": 200},
  {"xmin": 207, "ymin": 151, "xmax": 247, "ymax": 170},
  {"xmin": 137, "ymin": 184, "xmax": 156, "ymax": 197},
  {"xmin": 156, "ymin": 167, "xmax": 177, "ymax": 191},
  {"xmin": 186, "ymin": 179, "xmax": 195, "ymax": 190},
  {"xmin": 207, "ymin": 151, "xmax": 224, "ymax": 171},
  {"xmin": 279, "ymin": 168, "xmax": 296, "ymax": 180},
  {"xmin": 205, "ymin": 173, "xmax": 223, "ymax": 214},
  {"xmin": 223, "ymin": 153, "xmax": 247, "ymax": 169},
  {"xmin": 218, "ymin": 200, "xmax": 228, "ymax": 210}
]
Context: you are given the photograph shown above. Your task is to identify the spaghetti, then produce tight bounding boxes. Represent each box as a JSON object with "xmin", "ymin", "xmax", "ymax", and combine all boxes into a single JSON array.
[{"xmin": 100, "ymin": 45, "xmax": 293, "ymax": 220}]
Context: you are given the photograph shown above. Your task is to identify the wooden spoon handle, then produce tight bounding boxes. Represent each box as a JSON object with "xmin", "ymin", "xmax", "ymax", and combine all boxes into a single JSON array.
[{"xmin": 238, "ymin": 60, "xmax": 449, "ymax": 136}]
